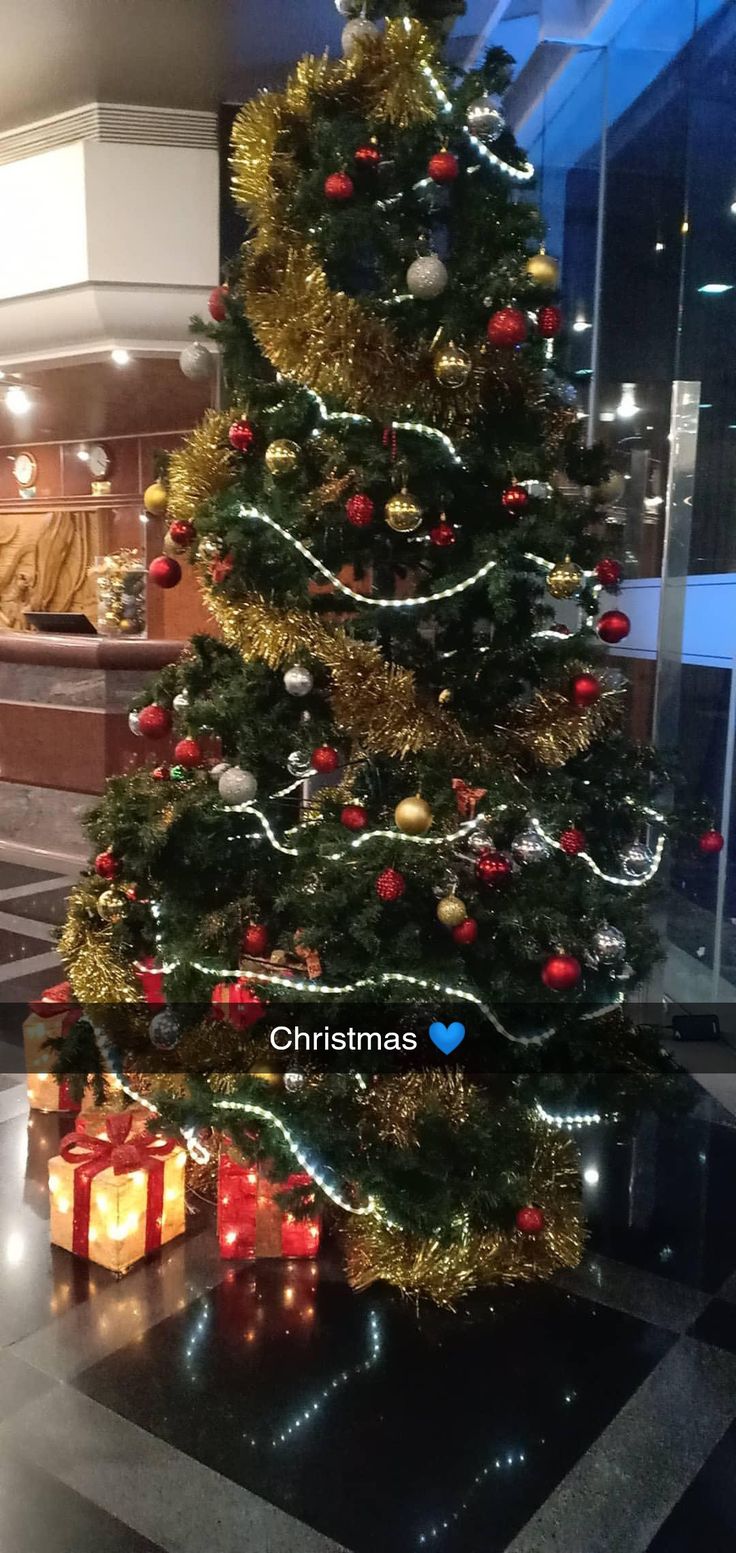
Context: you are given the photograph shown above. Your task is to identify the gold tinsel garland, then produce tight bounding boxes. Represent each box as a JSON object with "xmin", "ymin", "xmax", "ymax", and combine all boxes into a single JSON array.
[
  {"xmin": 362, "ymin": 1069, "xmax": 474, "ymax": 1146},
  {"xmin": 508, "ymin": 678, "xmax": 624, "ymax": 768},
  {"xmin": 59, "ymin": 882, "xmax": 140, "ymax": 1004},
  {"xmin": 344, "ymin": 1121, "xmax": 584, "ymax": 1304},
  {"xmin": 168, "ymin": 410, "xmax": 237, "ymax": 526}
]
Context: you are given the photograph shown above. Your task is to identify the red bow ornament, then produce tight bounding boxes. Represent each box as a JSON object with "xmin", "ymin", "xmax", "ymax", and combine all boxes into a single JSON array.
[{"xmin": 451, "ymin": 778, "xmax": 488, "ymax": 819}]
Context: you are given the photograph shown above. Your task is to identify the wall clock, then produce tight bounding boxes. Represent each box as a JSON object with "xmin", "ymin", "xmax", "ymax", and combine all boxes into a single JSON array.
[
  {"xmin": 88, "ymin": 444, "xmax": 111, "ymax": 479},
  {"xmin": 12, "ymin": 451, "xmax": 37, "ymax": 489}
]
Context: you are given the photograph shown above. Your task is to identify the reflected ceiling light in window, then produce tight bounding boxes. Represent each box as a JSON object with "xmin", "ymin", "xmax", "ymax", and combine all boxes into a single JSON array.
[
  {"xmin": 616, "ymin": 382, "xmax": 640, "ymax": 419},
  {"xmin": 5, "ymin": 385, "xmax": 31, "ymax": 415},
  {"xmin": 681, "ymin": 219, "xmax": 689, "ymax": 234},
  {"xmin": 77, "ymin": 446, "xmax": 90, "ymax": 462},
  {"xmin": 698, "ymin": 282, "xmax": 732, "ymax": 295},
  {"xmin": 654, "ymin": 240, "xmax": 665, "ymax": 253},
  {"xmin": 572, "ymin": 310, "xmax": 591, "ymax": 332},
  {"xmin": 730, "ymin": 198, "xmax": 736, "ymax": 215},
  {"xmin": 111, "ymin": 347, "xmax": 131, "ymax": 366},
  {"xmin": 600, "ymin": 411, "xmax": 615, "ymax": 422},
  {"xmin": 583, "ymin": 1165, "xmax": 600, "ymax": 1186}
]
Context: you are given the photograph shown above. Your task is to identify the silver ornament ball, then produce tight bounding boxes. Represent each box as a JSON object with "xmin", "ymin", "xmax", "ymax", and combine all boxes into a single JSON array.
[
  {"xmin": 512, "ymin": 828, "xmax": 551, "ymax": 865},
  {"xmin": 209, "ymin": 761, "xmax": 230, "ymax": 782},
  {"xmin": 406, "ymin": 254, "xmax": 448, "ymax": 300},
  {"xmin": 149, "ymin": 1009, "xmax": 181, "ymax": 1051},
  {"xmin": 284, "ymin": 1070, "xmax": 306, "ymax": 1092},
  {"xmin": 342, "ymin": 17, "xmax": 378, "ymax": 56},
  {"xmin": 590, "ymin": 923, "xmax": 627, "ymax": 964},
  {"xmin": 466, "ymin": 93, "xmax": 505, "ymax": 143},
  {"xmin": 620, "ymin": 842, "xmax": 654, "ymax": 880},
  {"xmin": 128, "ymin": 709, "xmax": 142, "ymax": 737},
  {"xmin": 466, "ymin": 828, "xmax": 493, "ymax": 855},
  {"xmin": 179, "ymin": 341, "xmax": 215, "ymax": 381},
  {"xmin": 173, "ymin": 690, "xmax": 189, "ymax": 712},
  {"xmin": 218, "ymin": 766, "xmax": 258, "ymax": 805},
  {"xmin": 287, "ymin": 749, "xmax": 313, "ymax": 778},
  {"xmin": 283, "ymin": 665, "xmax": 314, "ymax": 698}
]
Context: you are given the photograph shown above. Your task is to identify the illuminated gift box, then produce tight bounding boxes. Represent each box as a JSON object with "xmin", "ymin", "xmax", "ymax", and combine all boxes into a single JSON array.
[
  {"xmin": 217, "ymin": 1149, "xmax": 321, "ymax": 1260},
  {"xmin": 24, "ymin": 982, "xmax": 90, "ymax": 1113},
  {"xmin": 75, "ymin": 1101, "xmax": 151, "ymax": 1140},
  {"xmin": 49, "ymin": 1111, "xmax": 186, "ymax": 1275}
]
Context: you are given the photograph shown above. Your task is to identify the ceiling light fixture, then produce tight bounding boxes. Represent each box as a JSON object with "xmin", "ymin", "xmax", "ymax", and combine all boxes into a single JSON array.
[
  {"xmin": 698, "ymin": 282, "xmax": 732, "ymax": 295},
  {"xmin": 5, "ymin": 385, "xmax": 31, "ymax": 416},
  {"xmin": 77, "ymin": 446, "xmax": 90, "ymax": 462},
  {"xmin": 111, "ymin": 347, "xmax": 131, "ymax": 366},
  {"xmin": 616, "ymin": 382, "xmax": 640, "ymax": 419},
  {"xmin": 572, "ymin": 311, "xmax": 591, "ymax": 333}
]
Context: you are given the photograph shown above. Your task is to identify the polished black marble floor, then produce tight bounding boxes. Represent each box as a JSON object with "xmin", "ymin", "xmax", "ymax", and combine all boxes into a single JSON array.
[{"xmin": 648, "ymin": 1420, "xmax": 736, "ymax": 1551}]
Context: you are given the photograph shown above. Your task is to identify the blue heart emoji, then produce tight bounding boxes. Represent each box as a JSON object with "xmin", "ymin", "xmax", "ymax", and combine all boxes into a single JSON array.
[{"xmin": 428, "ymin": 1019, "xmax": 466, "ymax": 1055}]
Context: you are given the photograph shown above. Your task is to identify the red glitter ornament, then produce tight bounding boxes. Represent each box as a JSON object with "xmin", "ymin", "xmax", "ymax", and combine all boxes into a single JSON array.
[
  {"xmin": 571, "ymin": 673, "xmax": 601, "ymax": 708},
  {"xmin": 597, "ymin": 609, "xmax": 631, "ymax": 645},
  {"xmin": 699, "ymin": 829, "xmax": 725, "ymax": 855},
  {"xmin": 208, "ymin": 285, "xmax": 228, "ymax": 321},
  {"xmin": 560, "ymin": 827, "xmax": 586, "ymax": 856},
  {"xmin": 537, "ymin": 305, "xmax": 562, "ymax": 338},
  {"xmin": 152, "ymin": 764, "xmax": 170, "ymax": 781},
  {"xmin": 375, "ymin": 867, "xmax": 406, "ymax": 902},
  {"xmin": 340, "ymin": 804, "xmax": 368, "ymax": 831},
  {"xmin": 595, "ymin": 557, "xmax": 622, "ymax": 589},
  {"xmin": 541, "ymin": 953, "xmax": 582, "ymax": 991},
  {"xmin": 354, "ymin": 143, "xmax": 380, "ymax": 170},
  {"xmin": 148, "ymin": 555, "xmax": 181, "ymax": 589},
  {"xmin": 173, "ymin": 737, "xmax": 202, "ymax": 768},
  {"xmin": 311, "ymin": 745, "xmax": 340, "ymax": 773},
  {"xmin": 501, "ymin": 484, "xmax": 529, "ymax": 514},
  {"xmin": 324, "ymin": 171, "xmax": 354, "ymax": 202},
  {"xmin": 452, "ymin": 917, "xmax": 478, "ymax": 946},
  {"xmin": 242, "ymin": 923, "xmax": 270, "ymax": 957},
  {"xmin": 346, "ymin": 493, "xmax": 374, "ymax": 527},
  {"xmin": 487, "ymin": 307, "xmax": 527, "ymax": 349},
  {"xmin": 228, "ymin": 417, "xmax": 256, "ymax": 454},
  {"xmin": 430, "ymin": 519, "xmax": 456, "ymax": 547},
  {"xmin": 428, "ymin": 149, "xmax": 459, "ymax": 183},
  {"xmin": 169, "ymin": 519, "xmax": 196, "ymax": 548},
  {"xmin": 475, "ymin": 849, "xmax": 513, "ymax": 886},
  {"xmin": 95, "ymin": 850, "xmax": 120, "ymax": 880},
  {"xmin": 516, "ymin": 1205, "xmax": 545, "ymax": 1235},
  {"xmin": 138, "ymin": 704, "xmax": 172, "ymax": 739}
]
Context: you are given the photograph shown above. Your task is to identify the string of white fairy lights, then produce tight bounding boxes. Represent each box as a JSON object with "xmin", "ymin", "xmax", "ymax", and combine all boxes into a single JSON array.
[{"xmin": 404, "ymin": 16, "xmax": 535, "ymax": 184}]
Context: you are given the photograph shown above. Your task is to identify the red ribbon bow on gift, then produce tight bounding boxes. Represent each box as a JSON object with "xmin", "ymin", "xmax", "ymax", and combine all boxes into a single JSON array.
[
  {"xmin": 59, "ymin": 1112, "xmax": 177, "ymax": 1258},
  {"xmin": 451, "ymin": 778, "xmax": 488, "ymax": 819}
]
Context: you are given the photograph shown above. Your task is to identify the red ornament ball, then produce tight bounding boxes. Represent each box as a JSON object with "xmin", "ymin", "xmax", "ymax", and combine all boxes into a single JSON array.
[
  {"xmin": 169, "ymin": 519, "xmax": 196, "ymax": 548},
  {"xmin": 311, "ymin": 745, "xmax": 341, "ymax": 774},
  {"xmin": 516, "ymin": 1205, "xmax": 545, "ymax": 1235},
  {"xmin": 428, "ymin": 149, "xmax": 459, "ymax": 184},
  {"xmin": 173, "ymin": 737, "xmax": 202, "ymax": 768},
  {"xmin": 138, "ymin": 704, "xmax": 172, "ymax": 739},
  {"xmin": 541, "ymin": 953, "xmax": 582, "ymax": 991},
  {"xmin": 571, "ymin": 673, "xmax": 601, "ymax": 708},
  {"xmin": 242, "ymin": 923, "xmax": 270, "ymax": 956},
  {"xmin": 699, "ymin": 829, "xmax": 725, "ymax": 855},
  {"xmin": 487, "ymin": 307, "xmax": 527, "ymax": 349},
  {"xmin": 560, "ymin": 827, "xmax": 587, "ymax": 856},
  {"xmin": 595, "ymin": 556, "xmax": 622, "ymax": 589},
  {"xmin": 501, "ymin": 484, "xmax": 529, "ymax": 514},
  {"xmin": 152, "ymin": 764, "xmax": 170, "ymax": 781},
  {"xmin": 148, "ymin": 555, "xmax": 181, "ymax": 590},
  {"xmin": 537, "ymin": 305, "xmax": 562, "ymax": 338},
  {"xmin": 452, "ymin": 917, "xmax": 478, "ymax": 946},
  {"xmin": 208, "ymin": 284, "xmax": 228, "ymax": 321},
  {"xmin": 376, "ymin": 867, "xmax": 406, "ymax": 902},
  {"xmin": 95, "ymin": 850, "xmax": 120, "ymax": 880},
  {"xmin": 430, "ymin": 519, "xmax": 456, "ymax": 547},
  {"xmin": 228, "ymin": 416, "xmax": 256, "ymax": 454},
  {"xmin": 346, "ymin": 493, "xmax": 374, "ymax": 528},
  {"xmin": 354, "ymin": 143, "xmax": 380, "ymax": 170},
  {"xmin": 324, "ymin": 171, "xmax": 354, "ymax": 202},
  {"xmin": 475, "ymin": 849, "xmax": 513, "ymax": 887},
  {"xmin": 598, "ymin": 609, "xmax": 631, "ymax": 645},
  {"xmin": 340, "ymin": 804, "xmax": 368, "ymax": 831}
]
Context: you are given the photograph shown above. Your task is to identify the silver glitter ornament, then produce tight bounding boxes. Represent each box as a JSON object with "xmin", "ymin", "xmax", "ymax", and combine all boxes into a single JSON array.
[
  {"xmin": 283, "ymin": 665, "xmax": 314, "ymax": 698},
  {"xmin": 406, "ymin": 254, "xmax": 448, "ymax": 299},
  {"xmin": 284, "ymin": 1070, "xmax": 306, "ymax": 1092},
  {"xmin": 173, "ymin": 690, "xmax": 189, "ymax": 711},
  {"xmin": 342, "ymin": 17, "xmax": 378, "ymax": 56},
  {"xmin": 218, "ymin": 766, "xmax": 258, "ymax": 805},
  {"xmin": 466, "ymin": 828, "xmax": 493, "ymax": 855},
  {"xmin": 128, "ymin": 709, "xmax": 142, "ymax": 737},
  {"xmin": 590, "ymin": 923, "xmax": 626, "ymax": 963},
  {"xmin": 179, "ymin": 341, "xmax": 214, "ymax": 380},
  {"xmin": 512, "ymin": 828, "xmax": 551, "ymax": 865},
  {"xmin": 466, "ymin": 93, "xmax": 505, "ymax": 143},
  {"xmin": 149, "ymin": 1009, "xmax": 181, "ymax": 1050},
  {"xmin": 287, "ymin": 749, "xmax": 313, "ymax": 778},
  {"xmin": 620, "ymin": 842, "xmax": 654, "ymax": 880}
]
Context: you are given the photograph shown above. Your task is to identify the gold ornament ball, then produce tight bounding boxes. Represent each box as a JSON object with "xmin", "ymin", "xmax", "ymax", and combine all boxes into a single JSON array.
[
  {"xmin": 97, "ymin": 886, "xmax": 127, "ymax": 924},
  {"xmin": 546, "ymin": 556, "xmax": 584, "ymax": 600},
  {"xmin": 385, "ymin": 488, "xmax": 423, "ymax": 533},
  {"xmin": 525, "ymin": 252, "xmax": 560, "ymax": 288},
  {"xmin": 163, "ymin": 531, "xmax": 186, "ymax": 558},
  {"xmin": 433, "ymin": 341, "xmax": 471, "ymax": 389},
  {"xmin": 265, "ymin": 439, "xmax": 300, "ymax": 478},
  {"xmin": 394, "ymin": 795, "xmax": 433, "ymax": 835},
  {"xmin": 438, "ymin": 688, "xmax": 452, "ymax": 705},
  {"xmin": 143, "ymin": 481, "xmax": 168, "ymax": 517},
  {"xmin": 436, "ymin": 895, "xmax": 467, "ymax": 928},
  {"xmin": 591, "ymin": 470, "xmax": 625, "ymax": 506}
]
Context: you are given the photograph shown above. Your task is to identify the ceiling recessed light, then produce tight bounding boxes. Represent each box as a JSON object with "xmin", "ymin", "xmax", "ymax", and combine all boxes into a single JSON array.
[
  {"xmin": 572, "ymin": 311, "xmax": 591, "ymax": 332},
  {"xmin": 583, "ymin": 1165, "xmax": 600, "ymax": 1186},
  {"xmin": 698, "ymin": 283, "xmax": 732, "ymax": 295},
  {"xmin": 654, "ymin": 240, "xmax": 665, "ymax": 253},
  {"xmin": 111, "ymin": 347, "xmax": 131, "ymax": 366},
  {"xmin": 5, "ymin": 385, "xmax": 31, "ymax": 415},
  {"xmin": 77, "ymin": 446, "xmax": 90, "ymax": 462}
]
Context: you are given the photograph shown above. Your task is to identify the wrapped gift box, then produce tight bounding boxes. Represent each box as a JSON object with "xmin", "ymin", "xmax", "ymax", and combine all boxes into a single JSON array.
[
  {"xmin": 24, "ymin": 982, "xmax": 88, "ymax": 1113},
  {"xmin": 217, "ymin": 1148, "xmax": 321, "ymax": 1260},
  {"xmin": 75, "ymin": 1101, "xmax": 151, "ymax": 1140},
  {"xmin": 49, "ymin": 1111, "xmax": 186, "ymax": 1275}
]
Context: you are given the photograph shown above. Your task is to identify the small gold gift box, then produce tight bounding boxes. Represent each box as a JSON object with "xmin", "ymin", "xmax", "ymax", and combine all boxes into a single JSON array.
[{"xmin": 49, "ymin": 1113, "xmax": 186, "ymax": 1275}]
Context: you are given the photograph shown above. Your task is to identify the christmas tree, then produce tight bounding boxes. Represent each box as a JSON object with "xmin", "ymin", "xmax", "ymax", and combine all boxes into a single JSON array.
[{"xmin": 55, "ymin": 4, "xmax": 710, "ymax": 1302}]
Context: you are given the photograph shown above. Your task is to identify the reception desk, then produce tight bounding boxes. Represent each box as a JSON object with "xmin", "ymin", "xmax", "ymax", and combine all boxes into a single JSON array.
[{"xmin": 0, "ymin": 633, "xmax": 182, "ymax": 862}]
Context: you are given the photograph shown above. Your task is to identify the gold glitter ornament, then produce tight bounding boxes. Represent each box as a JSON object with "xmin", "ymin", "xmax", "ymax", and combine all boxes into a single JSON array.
[
  {"xmin": 394, "ymin": 795, "xmax": 433, "ymax": 835},
  {"xmin": 96, "ymin": 887, "xmax": 127, "ymax": 924},
  {"xmin": 264, "ymin": 439, "xmax": 300, "ymax": 478},
  {"xmin": 436, "ymin": 895, "xmax": 467, "ymax": 927},
  {"xmin": 433, "ymin": 341, "xmax": 471, "ymax": 388},
  {"xmin": 143, "ymin": 481, "xmax": 168, "ymax": 517},
  {"xmin": 546, "ymin": 556, "xmax": 584, "ymax": 600},
  {"xmin": 385, "ymin": 488, "xmax": 422, "ymax": 533},
  {"xmin": 525, "ymin": 251, "xmax": 560, "ymax": 288}
]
